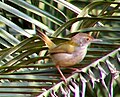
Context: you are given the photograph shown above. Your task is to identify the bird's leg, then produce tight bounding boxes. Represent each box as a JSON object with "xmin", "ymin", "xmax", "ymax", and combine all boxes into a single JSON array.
[
  {"xmin": 69, "ymin": 67, "xmax": 82, "ymax": 73},
  {"xmin": 69, "ymin": 67, "xmax": 81, "ymax": 71},
  {"xmin": 56, "ymin": 65, "xmax": 67, "ymax": 83}
]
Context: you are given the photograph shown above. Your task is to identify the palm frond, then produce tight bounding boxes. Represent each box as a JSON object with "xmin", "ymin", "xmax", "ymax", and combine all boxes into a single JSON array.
[
  {"xmin": 0, "ymin": 0, "xmax": 120, "ymax": 96},
  {"xmin": 39, "ymin": 48, "xmax": 120, "ymax": 97}
]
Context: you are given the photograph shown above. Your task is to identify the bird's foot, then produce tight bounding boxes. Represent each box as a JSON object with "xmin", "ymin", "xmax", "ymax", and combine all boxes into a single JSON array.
[
  {"xmin": 69, "ymin": 67, "xmax": 82, "ymax": 74},
  {"xmin": 60, "ymin": 77, "xmax": 67, "ymax": 84}
]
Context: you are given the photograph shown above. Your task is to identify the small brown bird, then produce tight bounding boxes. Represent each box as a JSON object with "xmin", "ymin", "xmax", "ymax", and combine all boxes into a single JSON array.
[{"xmin": 37, "ymin": 29, "xmax": 101, "ymax": 83}]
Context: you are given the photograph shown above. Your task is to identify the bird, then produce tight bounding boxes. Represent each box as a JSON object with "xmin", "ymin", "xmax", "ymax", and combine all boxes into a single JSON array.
[{"xmin": 37, "ymin": 29, "xmax": 101, "ymax": 83}]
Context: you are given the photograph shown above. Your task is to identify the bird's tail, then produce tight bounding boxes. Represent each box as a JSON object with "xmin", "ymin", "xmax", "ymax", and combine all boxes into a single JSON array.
[{"xmin": 37, "ymin": 29, "xmax": 56, "ymax": 49}]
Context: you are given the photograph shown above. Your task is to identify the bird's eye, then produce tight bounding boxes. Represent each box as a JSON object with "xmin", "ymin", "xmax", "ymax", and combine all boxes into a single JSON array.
[{"xmin": 86, "ymin": 38, "xmax": 90, "ymax": 41}]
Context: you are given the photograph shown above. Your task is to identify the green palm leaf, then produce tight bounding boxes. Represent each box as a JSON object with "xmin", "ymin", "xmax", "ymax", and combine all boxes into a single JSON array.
[{"xmin": 0, "ymin": 0, "xmax": 120, "ymax": 97}]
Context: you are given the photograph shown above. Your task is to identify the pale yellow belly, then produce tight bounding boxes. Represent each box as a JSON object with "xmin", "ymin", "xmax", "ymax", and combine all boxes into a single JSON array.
[{"xmin": 50, "ymin": 50, "xmax": 87, "ymax": 67}]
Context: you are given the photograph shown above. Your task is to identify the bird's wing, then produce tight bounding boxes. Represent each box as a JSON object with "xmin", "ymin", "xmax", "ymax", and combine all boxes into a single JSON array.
[{"xmin": 49, "ymin": 41, "xmax": 79, "ymax": 54}]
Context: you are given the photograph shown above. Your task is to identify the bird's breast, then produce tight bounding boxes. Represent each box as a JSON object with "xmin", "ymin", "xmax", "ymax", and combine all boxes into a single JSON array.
[{"xmin": 50, "ymin": 47, "xmax": 87, "ymax": 67}]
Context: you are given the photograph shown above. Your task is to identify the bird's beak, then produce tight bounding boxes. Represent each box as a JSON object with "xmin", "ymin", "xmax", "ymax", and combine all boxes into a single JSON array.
[{"xmin": 92, "ymin": 39, "xmax": 102, "ymax": 43}]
